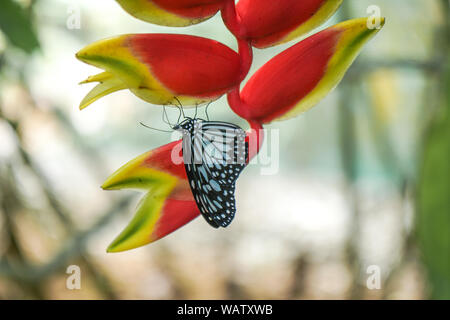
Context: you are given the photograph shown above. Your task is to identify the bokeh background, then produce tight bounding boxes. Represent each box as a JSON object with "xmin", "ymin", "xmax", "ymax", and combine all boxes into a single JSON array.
[{"xmin": 0, "ymin": 0, "xmax": 449, "ymax": 299}]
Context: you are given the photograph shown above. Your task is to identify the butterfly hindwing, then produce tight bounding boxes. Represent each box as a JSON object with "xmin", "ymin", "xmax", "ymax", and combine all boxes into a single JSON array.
[{"xmin": 179, "ymin": 119, "xmax": 247, "ymax": 228}]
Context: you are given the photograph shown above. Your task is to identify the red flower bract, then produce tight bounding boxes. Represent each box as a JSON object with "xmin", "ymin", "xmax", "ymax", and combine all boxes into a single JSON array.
[
  {"xmin": 130, "ymin": 34, "xmax": 241, "ymax": 97},
  {"xmin": 115, "ymin": 0, "xmax": 226, "ymax": 27},
  {"xmin": 153, "ymin": 0, "xmax": 224, "ymax": 18},
  {"xmin": 152, "ymin": 199, "xmax": 200, "ymax": 241},
  {"xmin": 241, "ymin": 28, "xmax": 339, "ymax": 123},
  {"xmin": 76, "ymin": 33, "xmax": 242, "ymax": 109},
  {"xmin": 78, "ymin": 1, "xmax": 384, "ymax": 251},
  {"xmin": 234, "ymin": 0, "xmax": 343, "ymax": 48},
  {"xmin": 236, "ymin": 18, "xmax": 385, "ymax": 123}
]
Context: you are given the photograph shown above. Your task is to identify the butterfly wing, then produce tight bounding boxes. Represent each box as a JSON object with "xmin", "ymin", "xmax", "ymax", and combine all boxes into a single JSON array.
[{"xmin": 182, "ymin": 120, "xmax": 247, "ymax": 228}]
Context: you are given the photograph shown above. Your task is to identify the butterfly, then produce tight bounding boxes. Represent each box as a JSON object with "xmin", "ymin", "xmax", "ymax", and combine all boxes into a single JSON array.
[{"xmin": 173, "ymin": 118, "xmax": 248, "ymax": 228}]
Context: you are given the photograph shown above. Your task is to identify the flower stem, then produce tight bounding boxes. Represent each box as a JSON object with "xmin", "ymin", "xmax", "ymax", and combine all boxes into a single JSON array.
[
  {"xmin": 237, "ymin": 38, "xmax": 253, "ymax": 81},
  {"xmin": 246, "ymin": 119, "xmax": 264, "ymax": 161},
  {"xmin": 221, "ymin": 0, "xmax": 245, "ymax": 39},
  {"xmin": 227, "ymin": 86, "xmax": 249, "ymax": 119},
  {"xmin": 221, "ymin": 0, "xmax": 263, "ymax": 156}
]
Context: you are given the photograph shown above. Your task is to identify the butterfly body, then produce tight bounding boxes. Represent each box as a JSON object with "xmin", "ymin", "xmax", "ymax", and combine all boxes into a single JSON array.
[{"xmin": 174, "ymin": 118, "xmax": 247, "ymax": 228}]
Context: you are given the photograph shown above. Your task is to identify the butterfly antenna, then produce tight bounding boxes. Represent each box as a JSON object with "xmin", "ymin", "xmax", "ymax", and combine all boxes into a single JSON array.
[
  {"xmin": 205, "ymin": 101, "xmax": 212, "ymax": 121},
  {"xmin": 139, "ymin": 122, "xmax": 173, "ymax": 133},
  {"xmin": 174, "ymin": 96, "xmax": 186, "ymax": 119},
  {"xmin": 163, "ymin": 105, "xmax": 174, "ymax": 127},
  {"xmin": 176, "ymin": 105, "xmax": 182, "ymax": 125},
  {"xmin": 161, "ymin": 106, "xmax": 169, "ymax": 125},
  {"xmin": 194, "ymin": 103, "xmax": 198, "ymax": 119}
]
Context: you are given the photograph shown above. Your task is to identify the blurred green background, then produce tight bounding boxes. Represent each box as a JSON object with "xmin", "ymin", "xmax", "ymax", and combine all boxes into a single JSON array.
[{"xmin": 0, "ymin": 0, "xmax": 449, "ymax": 299}]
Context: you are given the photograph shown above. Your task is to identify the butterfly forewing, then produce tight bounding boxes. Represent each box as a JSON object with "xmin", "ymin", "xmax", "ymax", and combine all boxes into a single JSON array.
[{"xmin": 179, "ymin": 119, "xmax": 247, "ymax": 228}]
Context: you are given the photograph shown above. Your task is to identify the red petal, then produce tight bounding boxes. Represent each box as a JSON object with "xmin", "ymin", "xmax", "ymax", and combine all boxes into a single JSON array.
[
  {"xmin": 236, "ymin": 0, "xmax": 341, "ymax": 48},
  {"xmin": 239, "ymin": 18, "xmax": 384, "ymax": 123},
  {"xmin": 241, "ymin": 28, "xmax": 339, "ymax": 123},
  {"xmin": 143, "ymin": 140, "xmax": 187, "ymax": 180},
  {"xmin": 154, "ymin": 0, "xmax": 224, "ymax": 18},
  {"xmin": 129, "ymin": 34, "xmax": 241, "ymax": 98},
  {"xmin": 152, "ymin": 199, "xmax": 200, "ymax": 241}
]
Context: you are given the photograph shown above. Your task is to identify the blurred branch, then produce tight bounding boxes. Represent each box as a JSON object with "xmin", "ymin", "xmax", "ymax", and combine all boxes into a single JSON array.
[
  {"xmin": 0, "ymin": 196, "xmax": 131, "ymax": 281},
  {"xmin": 337, "ymin": 83, "xmax": 363, "ymax": 299},
  {"xmin": 0, "ymin": 166, "xmax": 45, "ymax": 298},
  {"xmin": 335, "ymin": 0, "xmax": 450, "ymax": 300},
  {"xmin": 348, "ymin": 58, "xmax": 443, "ymax": 80},
  {"xmin": 0, "ymin": 96, "xmax": 129, "ymax": 298},
  {"xmin": 338, "ymin": 1, "xmax": 363, "ymax": 300},
  {"xmin": 415, "ymin": 0, "xmax": 450, "ymax": 299}
]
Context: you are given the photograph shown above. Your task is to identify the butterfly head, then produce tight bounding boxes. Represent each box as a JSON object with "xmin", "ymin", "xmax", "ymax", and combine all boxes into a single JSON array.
[{"xmin": 172, "ymin": 117, "xmax": 203, "ymax": 132}]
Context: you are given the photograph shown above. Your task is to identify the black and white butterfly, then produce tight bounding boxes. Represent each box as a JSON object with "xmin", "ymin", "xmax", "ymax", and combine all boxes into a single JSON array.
[{"xmin": 173, "ymin": 118, "xmax": 248, "ymax": 228}]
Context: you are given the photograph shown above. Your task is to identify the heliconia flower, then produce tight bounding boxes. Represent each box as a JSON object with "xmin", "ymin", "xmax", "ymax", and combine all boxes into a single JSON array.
[
  {"xmin": 103, "ymin": 120, "xmax": 263, "ymax": 252},
  {"xmin": 76, "ymin": 34, "xmax": 241, "ymax": 110},
  {"xmin": 103, "ymin": 140, "xmax": 199, "ymax": 252},
  {"xmin": 234, "ymin": 18, "xmax": 385, "ymax": 123},
  {"xmin": 115, "ymin": 0, "xmax": 225, "ymax": 27},
  {"xmin": 233, "ymin": 0, "xmax": 343, "ymax": 48}
]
